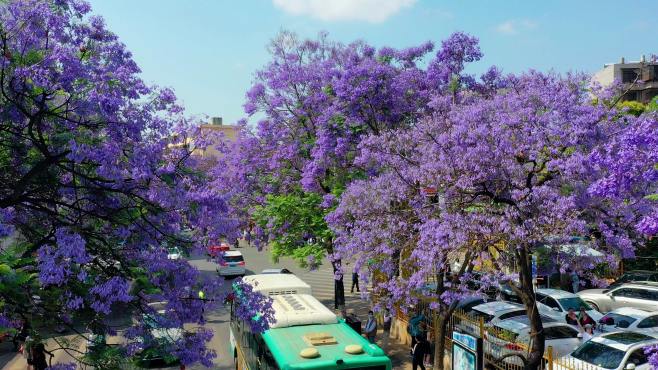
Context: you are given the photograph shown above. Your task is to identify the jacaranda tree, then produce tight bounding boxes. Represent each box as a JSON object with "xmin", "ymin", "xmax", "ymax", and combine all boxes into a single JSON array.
[
  {"xmin": 330, "ymin": 71, "xmax": 654, "ymax": 369},
  {"xmin": 588, "ymin": 104, "xmax": 658, "ymax": 368},
  {"xmin": 214, "ymin": 30, "xmax": 495, "ymax": 309},
  {"xmin": 0, "ymin": 0, "xmax": 272, "ymax": 367}
]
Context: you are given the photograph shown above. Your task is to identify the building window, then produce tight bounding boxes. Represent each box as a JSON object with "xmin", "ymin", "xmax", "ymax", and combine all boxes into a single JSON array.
[{"xmin": 621, "ymin": 68, "xmax": 640, "ymax": 83}]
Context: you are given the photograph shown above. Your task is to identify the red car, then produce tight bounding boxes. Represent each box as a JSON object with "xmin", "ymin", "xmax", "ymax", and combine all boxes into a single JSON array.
[{"xmin": 207, "ymin": 242, "xmax": 230, "ymax": 257}]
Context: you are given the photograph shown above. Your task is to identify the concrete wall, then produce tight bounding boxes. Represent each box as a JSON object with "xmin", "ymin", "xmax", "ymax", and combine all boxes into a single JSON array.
[{"xmin": 592, "ymin": 65, "xmax": 615, "ymax": 87}]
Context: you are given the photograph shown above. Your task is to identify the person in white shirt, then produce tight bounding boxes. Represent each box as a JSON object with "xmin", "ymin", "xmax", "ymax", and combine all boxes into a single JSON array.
[{"xmin": 582, "ymin": 324, "xmax": 594, "ymax": 342}]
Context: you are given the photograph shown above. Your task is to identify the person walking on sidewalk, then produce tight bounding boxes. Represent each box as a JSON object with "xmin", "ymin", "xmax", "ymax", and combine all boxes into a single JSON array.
[
  {"xmin": 571, "ymin": 270, "xmax": 580, "ymax": 293},
  {"xmin": 32, "ymin": 342, "xmax": 54, "ymax": 370},
  {"xmin": 364, "ymin": 311, "xmax": 377, "ymax": 344},
  {"xmin": 351, "ymin": 267, "xmax": 360, "ymax": 293},
  {"xmin": 412, "ymin": 335, "xmax": 430, "ymax": 370},
  {"xmin": 381, "ymin": 308, "xmax": 393, "ymax": 350}
]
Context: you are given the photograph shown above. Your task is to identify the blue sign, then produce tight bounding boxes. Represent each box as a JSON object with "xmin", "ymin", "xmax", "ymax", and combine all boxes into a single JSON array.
[
  {"xmin": 531, "ymin": 255, "xmax": 537, "ymax": 278},
  {"xmin": 452, "ymin": 331, "xmax": 478, "ymax": 352}
]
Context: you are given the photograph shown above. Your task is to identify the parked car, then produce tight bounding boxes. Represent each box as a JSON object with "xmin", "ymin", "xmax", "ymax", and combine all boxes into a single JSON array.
[
  {"xmin": 456, "ymin": 295, "xmax": 489, "ymax": 312},
  {"xmin": 166, "ymin": 246, "xmax": 182, "ymax": 260},
  {"xmin": 488, "ymin": 316, "xmax": 582, "ymax": 365},
  {"xmin": 217, "ymin": 250, "xmax": 246, "ymax": 277},
  {"xmin": 578, "ymin": 282, "xmax": 658, "ymax": 312},
  {"xmin": 536, "ymin": 288, "xmax": 603, "ymax": 323},
  {"xmin": 261, "ymin": 268, "xmax": 293, "ymax": 274},
  {"xmin": 608, "ymin": 270, "xmax": 658, "ymax": 289},
  {"xmin": 598, "ymin": 308, "xmax": 658, "ymax": 333},
  {"xmin": 557, "ymin": 331, "xmax": 657, "ymax": 370},
  {"xmin": 133, "ymin": 301, "xmax": 183, "ymax": 368},
  {"xmin": 459, "ymin": 301, "xmax": 528, "ymax": 335}
]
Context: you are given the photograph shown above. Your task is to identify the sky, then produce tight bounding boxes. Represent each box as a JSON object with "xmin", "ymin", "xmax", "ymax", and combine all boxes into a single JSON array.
[{"xmin": 88, "ymin": 0, "xmax": 658, "ymax": 125}]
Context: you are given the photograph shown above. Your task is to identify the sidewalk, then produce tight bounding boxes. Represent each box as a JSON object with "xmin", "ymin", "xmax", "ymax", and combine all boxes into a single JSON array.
[{"xmin": 324, "ymin": 290, "xmax": 414, "ymax": 370}]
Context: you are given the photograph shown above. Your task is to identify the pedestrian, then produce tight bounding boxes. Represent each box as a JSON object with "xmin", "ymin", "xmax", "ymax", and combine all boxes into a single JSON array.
[
  {"xmin": 23, "ymin": 334, "xmax": 34, "ymax": 370},
  {"xmin": 351, "ymin": 267, "xmax": 360, "ymax": 293},
  {"xmin": 380, "ymin": 308, "xmax": 392, "ymax": 349},
  {"xmin": 579, "ymin": 308, "xmax": 596, "ymax": 329},
  {"xmin": 31, "ymin": 342, "xmax": 53, "ymax": 370},
  {"xmin": 582, "ymin": 324, "xmax": 594, "ymax": 342},
  {"xmin": 571, "ymin": 270, "xmax": 580, "ymax": 293},
  {"xmin": 12, "ymin": 320, "xmax": 29, "ymax": 352},
  {"xmin": 409, "ymin": 309, "xmax": 426, "ymax": 349},
  {"xmin": 412, "ymin": 334, "xmax": 430, "ymax": 370},
  {"xmin": 364, "ymin": 310, "xmax": 377, "ymax": 344},
  {"xmin": 565, "ymin": 308, "xmax": 579, "ymax": 326},
  {"xmin": 334, "ymin": 261, "xmax": 345, "ymax": 310}
]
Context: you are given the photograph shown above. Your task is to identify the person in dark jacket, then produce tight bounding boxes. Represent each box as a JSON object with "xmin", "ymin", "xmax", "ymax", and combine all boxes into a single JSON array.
[
  {"xmin": 32, "ymin": 342, "xmax": 53, "ymax": 370},
  {"xmin": 351, "ymin": 267, "xmax": 360, "ymax": 293},
  {"xmin": 412, "ymin": 335, "xmax": 430, "ymax": 370}
]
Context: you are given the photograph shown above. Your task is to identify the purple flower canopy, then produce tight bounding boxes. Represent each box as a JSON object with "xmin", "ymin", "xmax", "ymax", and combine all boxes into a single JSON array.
[{"xmin": 0, "ymin": 0, "xmax": 274, "ymax": 367}]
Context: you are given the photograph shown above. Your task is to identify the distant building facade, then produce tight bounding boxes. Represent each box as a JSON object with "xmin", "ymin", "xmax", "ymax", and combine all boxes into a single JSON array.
[
  {"xmin": 193, "ymin": 116, "xmax": 240, "ymax": 159},
  {"xmin": 167, "ymin": 116, "xmax": 241, "ymax": 168},
  {"xmin": 593, "ymin": 55, "xmax": 658, "ymax": 103}
]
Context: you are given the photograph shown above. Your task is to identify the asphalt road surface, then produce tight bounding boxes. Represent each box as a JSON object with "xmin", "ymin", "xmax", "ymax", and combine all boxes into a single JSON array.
[
  {"xmin": 186, "ymin": 243, "xmax": 345, "ymax": 369},
  {"xmin": 0, "ymin": 243, "xmax": 366, "ymax": 370}
]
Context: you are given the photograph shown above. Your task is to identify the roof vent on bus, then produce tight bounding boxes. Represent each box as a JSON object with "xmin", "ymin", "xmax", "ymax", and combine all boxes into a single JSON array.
[
  {"xmin": 282, "ymin": 294, "xmax": 306, "ymax": 311},
  {"xmin": 344, "ymin": 344, "xmax": 364, "ymax": 355},
  {"xmin": 300, "ymin": 347, "xmax": 320, "ymax": 359},
  {"xmin": 303, "ymin": 332, "xmax": 337, "ymax": 346},
  {"xmin": 268, "ymin": 289, "xmax": 297, "ymax": 296}
]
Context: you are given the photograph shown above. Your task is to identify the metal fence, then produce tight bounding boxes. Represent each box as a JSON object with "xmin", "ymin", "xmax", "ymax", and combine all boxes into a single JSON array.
[{"xmin": 395, "ymin": 306, "xmax": 613, "ymax": 370}]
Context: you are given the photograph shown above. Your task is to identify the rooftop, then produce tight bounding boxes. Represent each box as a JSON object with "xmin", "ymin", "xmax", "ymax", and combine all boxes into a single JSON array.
[
  {"xmin": 606, "ymin": 307, "xmax": 655, "ymax": 319},
  {"xmin": 269, "ymin": 294, "xmax": 337, "ymax": 329},
  {"xmin": 594, "ymin": 331, "xmax": 658, "ymax": 351},
  {"xmin": 242, "ymin": 273, "xmax": 313, "ymax": 296},
  {"xmin": 472, "ymin": 301, "xmax": 523, "ymax": 314},
  {"xmin": 263, "ymin": 321, "xmax": 390, "ymax": 368},
  {"xmin": 536, "ymin": 288, "xmax": 577, "ymax": 299}
]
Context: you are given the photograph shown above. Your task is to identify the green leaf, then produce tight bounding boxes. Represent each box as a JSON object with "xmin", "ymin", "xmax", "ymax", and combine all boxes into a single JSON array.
[{"xmin": 644, "ymin": 193, "xmax": 658, "ymax": 201}]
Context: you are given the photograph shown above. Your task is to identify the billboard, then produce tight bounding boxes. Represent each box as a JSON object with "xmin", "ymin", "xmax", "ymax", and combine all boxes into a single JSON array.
[{"xmin": 452, "ymin": 331, "xmax": 483, "ymax": 370}]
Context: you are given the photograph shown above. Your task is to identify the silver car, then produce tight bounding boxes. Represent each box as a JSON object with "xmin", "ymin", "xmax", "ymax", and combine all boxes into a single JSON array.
[{"xmin": 577, "ymin": 282, "xmax": 658, "ymax": 313}]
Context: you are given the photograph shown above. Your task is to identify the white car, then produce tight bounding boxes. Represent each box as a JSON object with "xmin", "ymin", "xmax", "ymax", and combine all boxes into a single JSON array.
[
  {"xmin": 535, "ymin": 288, "xmax": 603, "ymax": 323},
  {"xmin": 167, "ymin": 247, "xmax": 182, "ymax": 260},
  {"xmin": 557, "ymin": 331, "xmax": 658, "ymax": 370},
  {"xmin": 217, "ymin": 250, "xmax": 246, "ymax": 277},
  {"xmin": 598, "ymin": 308, "xmax": 658, "ymax": 333},
  {"xmin": 578, "ymin": 282, "xmax": 658, "ymax": 313},
  {"xmin": 488, "ymin": 316, "xmax": 582, "ymax": 365},
  {"xmin": 469, "ymin": 301, "xmax": 528, "ymax": 324},
  {"xmin": 459, "ymin": 301, "xmax": 528, "ymax": 335}
]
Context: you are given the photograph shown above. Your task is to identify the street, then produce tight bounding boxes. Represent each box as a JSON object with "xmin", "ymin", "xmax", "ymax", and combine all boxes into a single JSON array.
[{"xmin": 1, "ymin": 244, "xmax": 372, "ymax": 370}]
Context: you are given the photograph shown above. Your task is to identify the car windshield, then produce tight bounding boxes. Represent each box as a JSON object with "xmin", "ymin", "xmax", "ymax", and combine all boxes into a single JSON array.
[
  {"xmin": 571, "ymin": 341, "xmax": 625, "ymax": 369},
  {"xmin": 224, "ymin": 255, "xmax": 243, "ymax": 263},
  {"xmin": 600, "ymin": 313, "xmax": 637, "ymax": 328},
  {"xmin": 558, "ymin": 297, "xmax": 591, "ymax": 311}
]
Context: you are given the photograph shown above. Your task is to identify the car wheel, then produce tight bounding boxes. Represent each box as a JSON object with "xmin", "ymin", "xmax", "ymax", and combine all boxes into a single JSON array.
[{"xmin": 586, "ymin": 301, "xmax": 600, "ymax": 312}]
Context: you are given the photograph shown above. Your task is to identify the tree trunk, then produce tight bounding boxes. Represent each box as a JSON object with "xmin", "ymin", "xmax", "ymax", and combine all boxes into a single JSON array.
[
  {"xmin": 515, "ymin": 247, "xmax": 545, "ymax": 370},
  {"xmin": 432, "ymin": 311, "xmax": 451, "ymax": 370}
]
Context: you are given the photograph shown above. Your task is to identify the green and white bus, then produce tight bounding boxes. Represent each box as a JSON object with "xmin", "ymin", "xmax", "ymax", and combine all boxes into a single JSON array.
[{"xmin": 230, "ymin": 274, "xmax": 392, "ymax": 370}]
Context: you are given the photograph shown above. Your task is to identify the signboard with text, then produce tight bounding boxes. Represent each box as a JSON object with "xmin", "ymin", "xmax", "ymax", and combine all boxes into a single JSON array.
[{"xmin": 452, "ymin": 331, "xmax": 483, "ymax": 370}]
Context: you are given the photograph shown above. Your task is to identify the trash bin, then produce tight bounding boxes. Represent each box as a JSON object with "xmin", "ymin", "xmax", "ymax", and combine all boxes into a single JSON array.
[{"xmin": 345, "ymin": 315, "xmax": 361, "ymax": 335}]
